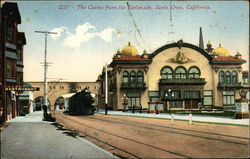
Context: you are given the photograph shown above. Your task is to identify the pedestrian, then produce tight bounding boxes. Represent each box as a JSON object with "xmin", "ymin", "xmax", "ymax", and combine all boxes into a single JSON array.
[
  {"xmin": 132, "ymin": 105, "xmax": 135, "ymax": 113},
  {"xmin": 139, "ymin": 104, "xmax": 142, "ymax": 113},
  {"xmin": 155, "ymin": 104, "xmax": 158, "ymax": 114},
  {"xmin": 42, "ymin": 105, "xmax": 47, "ymax": 119}
]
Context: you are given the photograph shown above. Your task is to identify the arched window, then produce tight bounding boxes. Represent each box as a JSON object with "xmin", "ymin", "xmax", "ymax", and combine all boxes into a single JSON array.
[
  {"xmin": 161, "ymin": 66, "xmax": 173, "ymax": 79},
  {"xmin": 175, "ymin": 66, "xmax": 187, "ymax": 79},
  {"xmin": 137, "ymin": 71, "xmax": 144, "ymax": 82},
  {"xmin": 231, "ymin": 71, "xmax": 238, "ymax": 83},
  {"xmin": 130, "ymin": 71, "xmax": 136, "ymax": 83},
  {"xmin": 219, "ymin": 71, "xmax": 225, "ymax": 83},
  {"xmin": 188, "ymin": 66, "xmax": 200, "ymax": 78},
  {"xmin": 225, "ymin": 71, "xmax": 231, "ymax": 83},
  {"xmin": 123, "ymin": 71, "xmax": 129, "ymax": 83}
]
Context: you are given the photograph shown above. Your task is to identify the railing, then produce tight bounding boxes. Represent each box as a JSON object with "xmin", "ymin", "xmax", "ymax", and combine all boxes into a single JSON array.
[
  {"xmin": 218, "ymin": 82, "xmax": 242, "ymax": 88},
  {"xmin": 120, "ymin": 82, "xmax": 147, "ymax": 89},
  {"xmin": 159, "ymin": 78, "xmax": 206, "ymax": 85}
]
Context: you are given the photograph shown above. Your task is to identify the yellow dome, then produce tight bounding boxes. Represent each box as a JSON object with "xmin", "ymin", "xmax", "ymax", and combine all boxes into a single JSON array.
[
  {"xmin": 121, "ymin": 42, "xmax": 139, "ymax": 56},
  {"xmin": 207, "ymin": 40, "xmax": 212, "ymax": 47},
  {"xmin": 213, "ymin": 44, "xmax": 230, "ymax": 57}
]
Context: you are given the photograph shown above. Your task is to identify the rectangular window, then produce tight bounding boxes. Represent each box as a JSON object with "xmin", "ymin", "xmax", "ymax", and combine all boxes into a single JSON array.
[
  {"xmin": 127, "ymin": 92, "xmax": 140, "ymax": 98},
  {"xmin": 243, "ymin": 74, "xmax": 248, "ymax": 84},
  {"xmin": 7, "ymin": 23, "xmax": 13, "ymax": 42},
  {"xmin": 6, "ymin": 60, "xmax": 14, "ymax": 77},
  {"xmin": 184, "ymin": 91, "xmax": 200, "ymax": 99},
  {"xmin": 170, "ymin": 101, "xmax": 183, "ymax": 108},
  {"xmin": 149, "ymin": 91, "xmax": 159, "ymax": 97},
  {"xmin": 149, "ymin": 91, "xmax": 159, "ymax": 102},
  {"xmin": 17, "ymin": 50, "xmax": 21, "ymax": 60},
  {"xmin": 16, "ymin": 73, "xmax": 22, "ymax": 85},
  {"xmin": 203, "ymin": 90, "xmax": 213, "ymax": 106},
  {"xmin": 223, "ymin": 91, "xmax": 235, "ymax": 105},
  {"xmin": 164, "ymin": 90, "xmax": 181, "ymax": 99}
]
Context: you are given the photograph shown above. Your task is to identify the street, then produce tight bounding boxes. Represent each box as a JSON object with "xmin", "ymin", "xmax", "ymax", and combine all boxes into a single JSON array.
[
  {"xmin": 55, "ymin": 111, "xmax": 249, "ymax": 158},
  {"xmin": 0, "ymin": 111, "xmax": 117, "ymax": 159}
]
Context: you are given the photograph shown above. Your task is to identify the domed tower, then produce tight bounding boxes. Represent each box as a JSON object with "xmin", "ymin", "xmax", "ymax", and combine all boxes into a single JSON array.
[
  {"xmin": 121, "ymin": 42, "xmax": 139, "ymax": 56},
  {"xmin": 205, "ymin": 40, "xmax": 214, "ymax": 54},
  {"xmin": 213, "ymin": 43, "xmax": 230, "ymax": 57}
]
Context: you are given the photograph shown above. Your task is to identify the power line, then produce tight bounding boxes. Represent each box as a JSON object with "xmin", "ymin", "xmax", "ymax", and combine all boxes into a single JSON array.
[{"xmin": 126, "ymin": 2, "xmax": 152, "ymax": 52}]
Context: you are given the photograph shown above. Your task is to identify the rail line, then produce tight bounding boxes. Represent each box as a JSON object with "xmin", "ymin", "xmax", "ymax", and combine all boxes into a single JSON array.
[
  {"xmin": 85, "ymin": 115, "xmax": 249, "ymax": 146},
  {"xmin": 55, "ymin": 117, "xmax": 141, "ymax": 158},
  {"xmin": 56, "ymin": 113, "xmax": 192, "ymax": 159}
]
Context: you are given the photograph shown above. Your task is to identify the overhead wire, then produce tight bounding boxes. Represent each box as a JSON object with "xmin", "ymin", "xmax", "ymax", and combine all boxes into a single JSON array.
[{"xmin": 126, "ymin": 2, "xmax": 152, "ymax": 52}]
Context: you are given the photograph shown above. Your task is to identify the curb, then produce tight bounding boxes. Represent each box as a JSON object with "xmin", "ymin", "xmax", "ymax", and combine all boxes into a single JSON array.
[{"xmin": 0, "ymin": 122, "xmax": 10, "ymax": 132}]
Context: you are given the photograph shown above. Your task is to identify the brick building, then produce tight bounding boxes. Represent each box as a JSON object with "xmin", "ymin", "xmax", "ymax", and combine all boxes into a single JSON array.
[{"xmin": 0, "ymin": 2, "xmax": 26, "ymax": 124}]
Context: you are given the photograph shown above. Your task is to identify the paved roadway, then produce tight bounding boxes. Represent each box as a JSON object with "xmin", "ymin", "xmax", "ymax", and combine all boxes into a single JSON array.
[
  {"xmin": 97, "ymin": 109, "xmax": 249, "ymax": 125},
  {"xmin": 1, "ymin": 111, "xmax": 117, "ymax": 159}
]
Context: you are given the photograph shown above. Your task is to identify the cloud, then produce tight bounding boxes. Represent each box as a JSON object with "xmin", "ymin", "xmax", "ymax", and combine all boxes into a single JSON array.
[
  {"xmin": 50, "ymin": 26, "xmax": 68, "ymax": 40},
  {"xmin": 97, "ymin": 27, "xmax": 115, "ymax": 42},
  {"xmin": 50, "ymin": 23, "xmax": 116, "ymax": 48}
]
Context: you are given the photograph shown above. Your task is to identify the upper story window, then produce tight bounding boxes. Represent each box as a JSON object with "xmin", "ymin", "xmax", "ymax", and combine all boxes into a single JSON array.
[
  {"xmin": 225, "ymin": 71, "xmax": 231, "ymax": 83},
  {"xmin": 243, "ymin": 73, "xmax": 249, "ymax": 84},
  {"xmin": 219, "ymin": 71, "xmax": 225, "ymax": 83},
  {"xmin": 16, "ymin": 73, "xmax": 22, "ymax": 85},
  {"xmin": 161, "ymin": 66, "xmax": 173, "ymax": 79},
  {"xmin": 137, "ymin": 71, "xmax": 144, "ymax": 82},
  {"xmin": 160, "ymin": 66, "xmax": 202, "ymax": 80},
  {"xmin": 123, "ymin": 71, "xmax": 129, "ymax": 83},
  {"xmin": 7, "ymin": 22, "xmax": 13, "ymax": 42},
  {"xmin": 175, "ymin": 66, "xmax": 187, "ymax": 79},
  {"xmin": 188, "ymin": 66, "xmax": 200, "ymax": 79},
  {"xmin": 6, "ymin": 60, "xmax": 15, "ymax": 78},
  {"xmin": 231, "ymin": 71, "xmax": 238, "ymax": 83},
  {"xmin": 17, "ymin": 49, "xmax": 21, "ymax": 60},
  {"xmin": 130, "ymin": 71, "xmax": 136, "ymax": 83}
]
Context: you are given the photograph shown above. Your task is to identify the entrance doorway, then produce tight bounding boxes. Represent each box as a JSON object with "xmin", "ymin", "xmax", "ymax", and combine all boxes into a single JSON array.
[
  {"xmin": 128, "ymin": 97, "xmax": 140, "ymax": 108},
  {"xmin": 184, "ymin": 100, "xmax": 199, "ymax": 109},
  {"xmin": 126, "ymin": 92, "xmax": 140, "ymax": 109}
]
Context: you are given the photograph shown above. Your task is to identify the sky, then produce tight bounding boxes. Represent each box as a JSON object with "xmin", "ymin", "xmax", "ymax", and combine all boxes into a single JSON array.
[{"xmin": 12, "ymin": 0, "xmax": 249, "ymax": 82}]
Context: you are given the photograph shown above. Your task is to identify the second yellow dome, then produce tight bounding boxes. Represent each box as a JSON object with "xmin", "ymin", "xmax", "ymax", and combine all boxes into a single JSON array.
[
  {"xmin": 213, "ymin": 44, "xmax": 230, "ymax": 57},
  {"xmin": 121, "ymin": 42, "xmax": 139, "ymax": 56}
]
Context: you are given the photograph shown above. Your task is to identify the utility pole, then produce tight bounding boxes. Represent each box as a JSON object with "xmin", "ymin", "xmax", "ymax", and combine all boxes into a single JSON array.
[
  {"xmin": 105, "ymin": 63, "xmax": 108, "ymax": 115},
  {"xmin": 35, "ymin": 31, "xmax": 57, "ymax": 118}
]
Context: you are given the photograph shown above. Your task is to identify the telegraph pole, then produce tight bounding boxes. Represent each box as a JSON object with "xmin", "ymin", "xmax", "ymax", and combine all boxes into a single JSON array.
[
  {"xmin": 105, "ymin": 63, "xmax": 108, "ymax": 115},
  {"xmin": 35, "ymin": 31, "xmax": 57, "ymax": 118}
]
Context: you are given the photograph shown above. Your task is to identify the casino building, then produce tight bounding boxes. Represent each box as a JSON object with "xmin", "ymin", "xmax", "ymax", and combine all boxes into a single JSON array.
[{"xmin": 99, "ymin": 30, "xmax": 249, "ymax": 111}]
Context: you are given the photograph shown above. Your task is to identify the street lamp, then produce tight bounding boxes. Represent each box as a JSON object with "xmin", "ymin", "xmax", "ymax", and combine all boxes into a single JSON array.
[
  {"xmin": 165, "ymin": 89, "xmax": 174, "ymax": 112},
  {"xmin": 35, "ymin": 31, "xmax": 57, "ymax": 119},
  {"xmin": 122, "ymin": 94, "xmax": 128, "ymax": 112}
]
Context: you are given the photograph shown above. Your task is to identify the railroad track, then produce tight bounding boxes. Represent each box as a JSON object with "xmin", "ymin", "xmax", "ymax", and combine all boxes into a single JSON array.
[
  {"xmin": 56, "ymin": 113, "xmax": 192, "ymax": 159},
  {"xmin": 83, "ymin": 115, "xmax": 249, "ymax": 146}
]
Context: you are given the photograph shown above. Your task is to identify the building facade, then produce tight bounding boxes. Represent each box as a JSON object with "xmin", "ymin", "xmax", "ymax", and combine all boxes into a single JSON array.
[
  {"xmin": 100, "ymin": 38, "xmax": 249, "ymax": 111},
  {"xmin": 27, "ymin": 81, "xmax": 101, "ymax": 111},
  {"xmin": 0, "ymin": 2, "xmax": 26, "ymax": 124}
]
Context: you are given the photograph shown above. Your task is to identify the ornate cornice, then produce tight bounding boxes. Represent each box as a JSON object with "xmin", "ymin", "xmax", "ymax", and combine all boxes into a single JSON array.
[
  {"xmin": 149, "ymin": 42, "xmax": 212, "ymax": 61},
  {"xmin": 166, "ymin": 52, "xmax": 194, "ymax": 64}
]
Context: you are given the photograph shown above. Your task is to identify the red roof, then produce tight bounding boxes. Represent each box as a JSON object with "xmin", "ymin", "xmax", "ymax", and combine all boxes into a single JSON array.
[
  {"xmin": 113, "ymin": 54, "xmax": 151, "ymax": 61},
  {"xmin": 212, "ymin": 56, "xmax": 246, "ymax": 62}
]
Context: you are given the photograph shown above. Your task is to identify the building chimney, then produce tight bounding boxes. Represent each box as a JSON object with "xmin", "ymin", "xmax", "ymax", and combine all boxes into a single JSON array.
[{"xmin": 199, "ymin": 27, "xmax": 204, "ymax": 50}]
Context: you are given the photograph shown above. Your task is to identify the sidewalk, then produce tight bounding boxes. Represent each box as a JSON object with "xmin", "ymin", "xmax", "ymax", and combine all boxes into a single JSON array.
[
  {"xmin": 1, "ymin": 111, "xmax": 117, "ymax": 159},
  {"xmin": 97, "ymin": 109, "xmax": 249, "ymax": 126}
]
